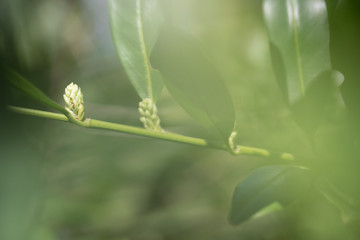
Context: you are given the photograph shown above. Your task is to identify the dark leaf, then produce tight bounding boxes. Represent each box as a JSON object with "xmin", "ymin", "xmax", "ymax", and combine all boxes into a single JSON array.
[
  {"xmin": 228, "ymin": 165, "xmax": 311, "ymax": 226},
  {"xmin": 4, "ymin": 66, "xmax": 67, "ymax": 114}
]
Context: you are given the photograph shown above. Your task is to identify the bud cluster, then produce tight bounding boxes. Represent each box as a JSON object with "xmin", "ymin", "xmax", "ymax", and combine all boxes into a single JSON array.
[
  {"xmin": 138, "ymin": 98, "xmax": 162, "ymax": 131},
  {"xmin": 63, "ymin": 82, "xmax": 85, "ymax": 121}
]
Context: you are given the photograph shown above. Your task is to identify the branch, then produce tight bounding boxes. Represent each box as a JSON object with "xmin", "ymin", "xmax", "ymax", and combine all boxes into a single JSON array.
[{"xmin": 8, "ymin": 105, "xmax": 295, "ymax": 161}]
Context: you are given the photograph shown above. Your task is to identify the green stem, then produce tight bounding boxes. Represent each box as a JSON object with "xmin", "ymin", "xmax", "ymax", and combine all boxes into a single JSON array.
[
  {"xmin": 90, "ymin": 119, "xmax": 220, "ymax": 149},
  {"xmin": 9, "ymin": 106, "xmax": 69, "ymax": 121},
  {"xmin": 8, "ymin": 105, "xmax": 295, "ymax": 161}
]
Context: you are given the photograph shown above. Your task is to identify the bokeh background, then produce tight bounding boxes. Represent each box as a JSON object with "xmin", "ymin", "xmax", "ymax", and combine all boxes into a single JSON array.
[{"xmin": 0, "ymin": 0, "xmax": 343, "ymax": 239}]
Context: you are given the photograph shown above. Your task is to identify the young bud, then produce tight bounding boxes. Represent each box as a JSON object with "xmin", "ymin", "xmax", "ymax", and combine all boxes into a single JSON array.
[
  {"xmin": 63, "ymin": 82, "xmax": 85, "ymax": 121},
  {"xmin": 229, "ymin": 131, "xmax": 241, "ymax": 154},
  {"xmin": 138, "ymin": 98, "xmax": 162, "ymax": 131}
]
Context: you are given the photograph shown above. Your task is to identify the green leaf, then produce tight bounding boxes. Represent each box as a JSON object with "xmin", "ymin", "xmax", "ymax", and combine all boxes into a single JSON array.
[
  {"xmin": 290, "ymin": 70, "xmax": 345, "ymax": 134},
  {"xmin": 329, "ymin": 0, "xmax": 360, "ymax": 133},
  {"xmin": 228, "ymin": 165, "xmax": 311, "ymax": 226},
  {"xmin": 4, "ymin": 66, "xmax": 67, "ymax": 114},
  {"xmin": 151, "ymin": 28, "xmax": 235, "ymax": 140},
  {"xmin": 325, "ymin": 0, "xmax": 340, "ymax": 20},
  {"xmin": 316, "ymin": 177, "xmax": 358, "ymax": 222},
  {"xmin": 109, "ymin": 0, "xmax": 163, "ymax": 101},
  {"xmin": 327, "ymin": 1, "xmax": 360, "ymax": 200},
  {"xmin": 263, "ymin": 0, "xmax": 332, "ymax": 104}
]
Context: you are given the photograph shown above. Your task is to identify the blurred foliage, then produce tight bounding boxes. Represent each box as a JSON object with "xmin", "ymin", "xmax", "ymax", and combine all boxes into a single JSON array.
[{"xmin": 1, "ymin": 0, "xmax": 359, "ymax": 239}]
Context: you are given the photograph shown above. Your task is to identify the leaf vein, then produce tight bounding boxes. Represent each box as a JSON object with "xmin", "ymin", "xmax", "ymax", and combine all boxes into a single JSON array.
[
  {"xmin": 136, "ymin": 0, "xmax": 153, "ymax": 99},
  {"xmin": 289, "ymin": 0, "xmax": 305, "ymax": 96}
]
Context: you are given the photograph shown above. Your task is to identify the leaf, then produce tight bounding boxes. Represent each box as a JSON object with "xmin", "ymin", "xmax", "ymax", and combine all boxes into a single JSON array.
[
  {"xmin": 325, "ymin": 0, "xmax": 340, "ymax": 20},
  {"xmin": 263, "ymin": 0, "xmax": 332, "ymax": 104},
  {"xmin": 329, "ymin": 0, "xmax": 360, "ymax": 131},
  {"xmin": 4, "ymin": 66, "xmax": 67, "ymax": 114},
  {"xmin": 263, "ymin": 0, "xmax": 346, "ymax": 135},
  {"xmin": 251, "ymin": 202, "xmax": 283, "ymax": 219},
  {"xmin": 327, "ymin": 1, "xmax": 360, "ymax": 202},
  {"xmin": 151, "ymin": 27, "xmax": 235, "ymax": 140},
  {"xmin": 316, "ymin": 177, "xmax": 358, "ymax": 222},
  {"xmin": 290, "ymin": 70, "xmax": 345, "ymax": 134},
  {"xmin": 228, "ymin": 165, "xmax": 311, "ymax": 226},
  {"xmin": 109, "ymin": 0, "xmax": 163, "ymax": 101}
]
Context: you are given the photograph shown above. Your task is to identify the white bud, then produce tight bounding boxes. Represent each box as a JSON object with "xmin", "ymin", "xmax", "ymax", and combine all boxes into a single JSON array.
[
  {"xmin": 228, "ymin": 131, "xmax": 241, "ymax": 154},
  {"xmin": 138, "ymin": 98, "xmax": 162, "ymax": 131},
  {"xmin": 138, "ymin": 108, "xmax": 145, "ymax": 116},
  {"xmin": 145, "ymin": 110, "xmax": 151, "ymax": 117},
  {"xmin": 63, "ymin": 82, "xmax": 85, "ymax": 121}
]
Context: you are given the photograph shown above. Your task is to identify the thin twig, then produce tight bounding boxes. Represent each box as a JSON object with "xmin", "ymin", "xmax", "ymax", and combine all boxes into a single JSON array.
[{"xmin": 8, "ymin": 105, "xmax": 295, "ymax": 161}]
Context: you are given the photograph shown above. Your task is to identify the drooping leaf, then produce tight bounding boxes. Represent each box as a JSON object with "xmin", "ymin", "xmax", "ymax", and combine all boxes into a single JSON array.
[
  {"xmin": 151, "ymin": 27, "xmax": 235, "ymax": 140},
  {"xmin": 228, "ymin": 165, "xmax": 311, "ymax": 226},
  {"xmin": 4, "ymin": 66, "xmax": 67, "ymax": 114},
  {"xmin": 263, "ymin": 0, "xmax": 332, "ymax": 104},
  {"xmin": 109, "ymin": 0, "xmax": 163, "ymax": 101}
]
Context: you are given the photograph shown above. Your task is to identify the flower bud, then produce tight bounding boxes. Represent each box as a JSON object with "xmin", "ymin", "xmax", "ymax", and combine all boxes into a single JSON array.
[
  {"xmin": 229, "ymin": 131, "xmax": 241, "ymax": 154},
  {"xmin": 63, "ymin": 82, "xmax": 85, "ymax": 121},
  {"xmin": 138, "ymin": 98, "xmax": 162, "ymax": 131}
]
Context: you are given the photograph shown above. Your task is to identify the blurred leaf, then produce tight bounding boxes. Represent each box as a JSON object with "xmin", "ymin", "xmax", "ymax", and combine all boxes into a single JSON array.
[
  {"xmin": 326, "ymin": 0, "xmax": 360, "ymax": 209},
  {"xmin": 109, "ymin": 0, "xmax": 163, "ymax": 101},
  {"xmin": 251, "ymin": 201, "xmax": 283, "ymax": 219},
  {"xmin": 228, "ymin": 165, "xmax": 311, "ymax": 226},
  {"xmin": 316, "ymin": 177, "xmax": 358, "ymax": 222},
  {"xmin": 290, "ymin": 70, "xmax": 345, "ymax": 134},
  {"xmin": 4, "ymin": 66, "xmax": 67, "ymax": 114},
  {"xmin": 151, "ymin": 27, "xmax": 235, "ymax": 140},
  {"xmin": 329, "ymin": 0, "xmax": 360, "ymax": 131},
  {"xmin": 263, "ymin": 0, "xmax": 345, "ymax": 135},
  {"xmin": 263, "ymin": 0, "xmax": 331, "ymax": 104},
  {"xmin": 325, "ymin": 0, "xmax": 340, "ymax": 19}
]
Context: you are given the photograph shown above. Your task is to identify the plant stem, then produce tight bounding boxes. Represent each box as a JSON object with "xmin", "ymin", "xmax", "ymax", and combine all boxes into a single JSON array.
[
  {"xmin": 90, "ymin": 119, "xmax": 222, "ymax": 149},
  {"xmin": 9, "ymin": 106, "xmax": 69, "ymax": 121},
  {"xmin": 8, "ymin": 105, "xmax": 295, "ymax": 161}
]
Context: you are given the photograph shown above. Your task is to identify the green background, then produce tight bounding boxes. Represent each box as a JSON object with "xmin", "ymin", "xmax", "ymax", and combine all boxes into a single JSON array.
[{"xmin": 1, "ymin": 0, "xmax": 351, "ymax": 239}]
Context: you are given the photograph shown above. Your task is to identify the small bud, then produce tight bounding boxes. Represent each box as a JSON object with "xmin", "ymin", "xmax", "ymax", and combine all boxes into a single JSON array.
[
  {"xmin": 138, "ymin": 108, "xmax": 145, "ymax": 116},
  {"xmin": 150, "ymin": 114, "xmax": 157, "ymax": 121},
  {"xmin": 63, "ymin": 82, "xmax": 85, "ymax": 121},
  {"xmin": 229, "ymin": 131, "xmax": 241, "ymax": 154},
  {"xmin": 138, "ymin": 98, "xmax": 162, "ymax": 131}
]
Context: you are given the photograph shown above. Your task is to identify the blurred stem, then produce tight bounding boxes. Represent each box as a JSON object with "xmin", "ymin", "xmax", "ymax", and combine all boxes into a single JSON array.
[{"xmin": 8, "ymin": 105, "xmax": 295, "ymax": 161}]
